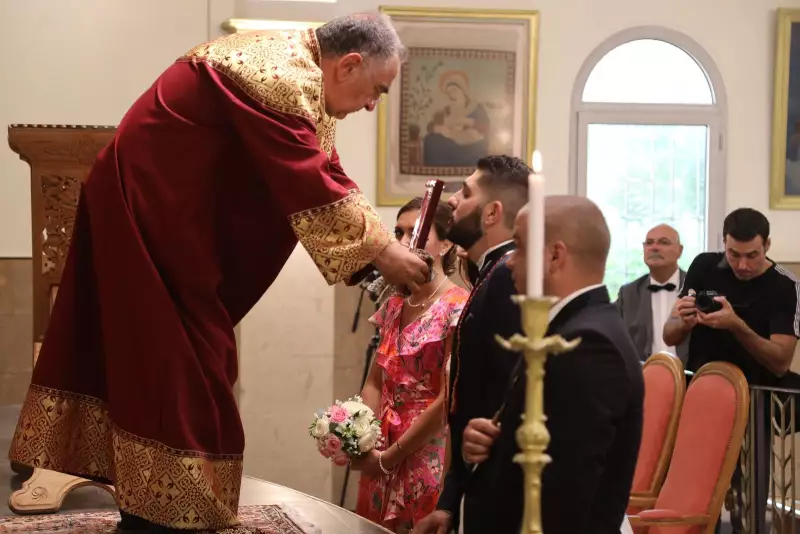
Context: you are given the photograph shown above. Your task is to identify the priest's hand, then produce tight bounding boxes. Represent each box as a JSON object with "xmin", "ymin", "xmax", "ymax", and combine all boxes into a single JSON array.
[
  {"xmin": 375, "ymin": 242, "xmax": 430, "ymax": 294},
  {"xmin": 462, "ymin": 418, "xmax": 500, "ymax": 464},
  {"xmin": 413, "ymin": 510, "xmax": 453, "ymax": 534}
]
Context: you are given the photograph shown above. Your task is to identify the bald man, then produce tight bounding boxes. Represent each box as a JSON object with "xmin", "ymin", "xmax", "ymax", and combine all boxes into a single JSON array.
[
  {"xmin": 462, "ymin": 197, "xmax": 644, "ymax": 534},
  {"xmin": 616, "ymin": 224, "xmax": 688, "ymax": 363}
]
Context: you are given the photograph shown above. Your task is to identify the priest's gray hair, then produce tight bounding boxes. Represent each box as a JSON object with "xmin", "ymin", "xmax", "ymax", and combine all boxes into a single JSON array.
[{"xmin": 316, "ymin": 13, "xmax": 406, "ymax": 62}]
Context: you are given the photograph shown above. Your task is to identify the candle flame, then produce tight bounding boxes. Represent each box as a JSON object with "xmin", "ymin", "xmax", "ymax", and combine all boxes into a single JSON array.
[{"xmin": 532, "ymin": 150, "xmax": 543, "ymax": 173}]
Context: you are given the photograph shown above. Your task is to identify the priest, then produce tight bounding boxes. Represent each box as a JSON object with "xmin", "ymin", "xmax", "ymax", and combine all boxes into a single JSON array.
[{"xmin": 9, "ymin": 13, "xmax": 428, "ymax": 532}]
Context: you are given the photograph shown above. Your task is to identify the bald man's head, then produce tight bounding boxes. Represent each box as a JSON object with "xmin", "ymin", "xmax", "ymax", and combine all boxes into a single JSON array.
[
  {"xmin": 643, "ymin": 223, "xmax": 683, "ymax": 273},
  {"xmin": 544, "ymin": 195, "xmax": 610, "ymax": 276},
  {"xmin": 508, "ymin": 196, "xmax": 610, "ymax": 295}
]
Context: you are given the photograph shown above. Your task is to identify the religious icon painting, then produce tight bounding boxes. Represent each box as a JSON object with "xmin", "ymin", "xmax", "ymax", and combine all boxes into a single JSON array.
[
  {"xmin": 771, "ymin": 9, "xmax": 800, "ymax": 209},
  {"xmin": 377, "ymin": 7, "xmax": 539, "ymax": 206}
]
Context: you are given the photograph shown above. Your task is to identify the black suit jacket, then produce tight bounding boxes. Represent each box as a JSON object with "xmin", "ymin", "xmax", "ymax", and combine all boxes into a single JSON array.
[
  {"xmin": 437, "ymin": 242, "xmax": 521, "ymax": 527},
  {"xmin": 464, "ymin": 286, "xmax": 644, "ymax": 534}
]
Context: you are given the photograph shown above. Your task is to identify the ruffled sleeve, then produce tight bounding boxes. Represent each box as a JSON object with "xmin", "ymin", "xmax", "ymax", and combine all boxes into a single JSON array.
[{"xmin": 369, "ymin": 296, "xmax": 398, "ymax": 329}]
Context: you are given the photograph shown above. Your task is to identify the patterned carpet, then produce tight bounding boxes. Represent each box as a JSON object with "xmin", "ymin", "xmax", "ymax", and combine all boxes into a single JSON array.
[{"xmin": 0, "ymin": 505, "xmax": 313, "ymax": 533}]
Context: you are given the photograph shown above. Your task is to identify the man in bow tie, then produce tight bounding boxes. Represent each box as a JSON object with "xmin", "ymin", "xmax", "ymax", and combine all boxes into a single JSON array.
[{"xmin": 615, "ymin": 224, "xmax": 689, "ymax": 363}]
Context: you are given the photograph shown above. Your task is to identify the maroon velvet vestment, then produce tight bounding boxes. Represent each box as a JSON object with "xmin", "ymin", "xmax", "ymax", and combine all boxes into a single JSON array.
[{"xmin": 9, "ymin": 29, "xmax": 392, "ymax": 530}]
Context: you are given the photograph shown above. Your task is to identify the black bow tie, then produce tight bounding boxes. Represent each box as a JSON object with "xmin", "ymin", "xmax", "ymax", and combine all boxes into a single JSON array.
[{"xmin": 647, "ymin": 283, "xmax": 676, "ymax": 293}]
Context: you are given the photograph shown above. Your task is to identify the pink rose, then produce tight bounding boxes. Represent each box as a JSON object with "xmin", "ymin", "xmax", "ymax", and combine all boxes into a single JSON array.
[
  {"xmin": 324, "ymin": 434, "xmax": 342, "ymax": 454},
  {"xmin": 317, "ymin": 439, "xmax": 332, "ymax": 458},
  {"xmin": 332, "ymin": 451, "xmax": 349, "ymax": 466},
  {"xmin": 329, "ymin": 406, "xmax": 348, "ymax": 423}
]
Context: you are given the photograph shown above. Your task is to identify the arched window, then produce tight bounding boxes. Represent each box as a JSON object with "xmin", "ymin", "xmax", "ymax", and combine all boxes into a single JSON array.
[{"xmin": 570, "ymin": 28, "xmax": 727, "ymax": 296}]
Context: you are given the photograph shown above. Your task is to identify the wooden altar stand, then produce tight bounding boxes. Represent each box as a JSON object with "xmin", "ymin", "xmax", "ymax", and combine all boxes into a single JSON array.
[{"xmin": 7, "ymin": 124, "xmax": 117, "ymax": 514}]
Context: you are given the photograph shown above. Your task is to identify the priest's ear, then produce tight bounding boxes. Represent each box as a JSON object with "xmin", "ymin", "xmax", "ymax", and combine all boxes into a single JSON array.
[{"xmin": 336, "ymin": 53, "xmax": 366, "ymax": 80}]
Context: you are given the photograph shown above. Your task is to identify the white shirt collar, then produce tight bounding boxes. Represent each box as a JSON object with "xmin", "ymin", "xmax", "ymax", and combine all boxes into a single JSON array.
[
  {"xmin": 476, "ymin": 240, "xmax": 514, "ymax": 271},
  {"xmin": 548, "ymin": 284, "xmax": 605, "ymax": 323},
  {"xmin": 648, "ymin": 268, "xmax": 680, "ymax": 288}
]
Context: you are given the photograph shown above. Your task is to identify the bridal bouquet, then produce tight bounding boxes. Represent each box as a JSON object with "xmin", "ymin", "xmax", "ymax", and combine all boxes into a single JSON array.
[{"xmin": 309, "ymin": 396, "xmax": 382, "ymax": 466}]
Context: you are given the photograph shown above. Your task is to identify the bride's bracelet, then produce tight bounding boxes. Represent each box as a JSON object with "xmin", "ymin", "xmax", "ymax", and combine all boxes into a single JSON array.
[{"xmin": 378, "ymin": 451, "xmax": 393, "ymax": 475}]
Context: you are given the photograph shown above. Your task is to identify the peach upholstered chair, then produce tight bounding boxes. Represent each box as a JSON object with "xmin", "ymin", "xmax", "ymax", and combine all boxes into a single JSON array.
[
  {"xmin": 627, "ymin": 362, "xmax": 749, "ymax": 534},
  {"xmin": 628, "ymin": 353, "xmax": 686, "ymax": 515}
]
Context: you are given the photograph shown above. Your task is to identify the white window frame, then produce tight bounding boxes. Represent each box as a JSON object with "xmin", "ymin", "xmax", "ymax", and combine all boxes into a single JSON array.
[{"xmin": 569, "ymin": 26, "xmax": 728, "ymax": 251}]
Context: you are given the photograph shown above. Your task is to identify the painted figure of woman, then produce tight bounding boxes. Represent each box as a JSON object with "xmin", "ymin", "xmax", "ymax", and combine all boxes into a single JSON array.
[{"xmin": 423, "ymin": 70, "xmax": 491, "ymax": 167}]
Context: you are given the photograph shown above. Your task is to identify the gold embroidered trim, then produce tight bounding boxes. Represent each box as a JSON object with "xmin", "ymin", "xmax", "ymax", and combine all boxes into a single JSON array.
[
  {"xmin": 10, "ymin": 385, "xmax": 242, "ymax": 530},
  {"xmin": 289, "ymin": 190, "xmax": 393, "ymax": 285},
  {"xmin": 178, "ymin": 28, "xmax": 337, "ymax": 156}
]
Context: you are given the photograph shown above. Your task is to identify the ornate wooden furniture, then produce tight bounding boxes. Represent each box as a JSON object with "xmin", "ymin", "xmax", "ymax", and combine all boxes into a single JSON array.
[
  {"xmin": 627, "ymin": 352, "xmax": 685, "ymax": 516},
  {"xmin": 627, "ymin": 362, "xmax": 750, "ymax": 533},
  {"xmin": 7, "ymin": 124, "xmax": 117, "ymax": 514}
]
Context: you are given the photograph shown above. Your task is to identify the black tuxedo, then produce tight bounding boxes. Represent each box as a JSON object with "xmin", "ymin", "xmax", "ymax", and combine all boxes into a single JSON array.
[
  {"xmin": 464, "ymin": 286, "xmax": 644, "ymax": 534},
  {"xmin": 437, "ymin": 242, "xmax": 521, "ymax": 528},
  {"xmin": 616, "ymin": 271, "xmax": 689, "ymax": 363}
]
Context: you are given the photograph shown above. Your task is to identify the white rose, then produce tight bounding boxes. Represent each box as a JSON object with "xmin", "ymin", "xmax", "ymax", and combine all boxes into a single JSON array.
[
  {"xmin": 352, "ymin": 416, "xmax": 371, "ymax": 436},
  {"xmin": 341, "ymin": 400, "xmax": 373, "ymax": 419},
  {"xmin": 358, "ymin": 428, "xmax": 379, "ymax": 452},
  {"xmin": 311, "ymin": 416, "xmax": 330, "ymax": 438}
]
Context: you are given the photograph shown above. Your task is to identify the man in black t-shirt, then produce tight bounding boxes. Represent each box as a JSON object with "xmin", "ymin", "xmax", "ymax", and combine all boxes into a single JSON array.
[
  {"xmin": 663, "ymin": 208, "xmax": 799, "ymax": 385},
  {"xmin": 663, "ymin": 207, "xmax": 799, "ymax": 534}
]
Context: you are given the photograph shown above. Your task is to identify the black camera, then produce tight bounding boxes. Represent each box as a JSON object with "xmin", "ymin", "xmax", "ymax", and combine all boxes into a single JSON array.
[{"xmin": 695, "ymin": 290, "xmax": 723, "ymax": 313}]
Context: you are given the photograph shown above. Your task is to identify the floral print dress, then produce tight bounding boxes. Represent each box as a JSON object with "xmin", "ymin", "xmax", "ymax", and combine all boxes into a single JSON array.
[{"xmin": 355, "ymin": 286, "xmax": 468, "ymax": 531}]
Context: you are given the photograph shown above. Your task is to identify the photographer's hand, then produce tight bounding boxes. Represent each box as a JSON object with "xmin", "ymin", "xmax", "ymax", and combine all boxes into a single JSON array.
[
  {"xmin": 663, "ymin": 295, "xmax": 698, "ymax": 347},
  {"xmin": 674, "ymin": 295, "xmax": 699, "ymax": 329},
  {"xmin": 697, "ymin": 296, "xmax": 744, "ymax": 331}
]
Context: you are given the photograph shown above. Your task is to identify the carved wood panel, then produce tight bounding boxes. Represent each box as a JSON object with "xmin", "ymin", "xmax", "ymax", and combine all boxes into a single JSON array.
[
  {"xmin": 7, "ymin": 125, "xmax": 116, "ymax": 349},
  {"xmin": 41, "ymin": 174, "xmax": 82, "ymax": 276}
]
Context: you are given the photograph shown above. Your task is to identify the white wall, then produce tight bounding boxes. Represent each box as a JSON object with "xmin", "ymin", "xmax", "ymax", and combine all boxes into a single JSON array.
[{"xmin": 0, "ymin": 0, "xmax": 213, "ymax": 256}]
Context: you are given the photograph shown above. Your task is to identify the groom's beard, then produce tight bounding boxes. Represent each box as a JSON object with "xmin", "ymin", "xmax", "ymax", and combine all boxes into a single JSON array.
[{"xmin": 447, "ymin": 208, "xmax": 483, "ymax": 251}]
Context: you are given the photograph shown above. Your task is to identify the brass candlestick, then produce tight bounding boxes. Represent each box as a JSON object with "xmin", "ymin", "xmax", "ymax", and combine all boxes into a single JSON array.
[{"xmin": 496, "ymin": 296, "xmax": 581, "ymax": 534}]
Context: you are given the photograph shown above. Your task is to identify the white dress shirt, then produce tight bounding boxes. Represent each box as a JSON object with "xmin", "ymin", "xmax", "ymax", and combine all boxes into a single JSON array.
[{"xmin": 650, "ymin": 269, "xmax": 680, "ymax": 356}]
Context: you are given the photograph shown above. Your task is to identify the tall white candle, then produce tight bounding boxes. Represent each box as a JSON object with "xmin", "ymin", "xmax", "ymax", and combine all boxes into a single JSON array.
[{"xmin": 528, "ymin": 151, "xmax": 545, "ymax": 298}]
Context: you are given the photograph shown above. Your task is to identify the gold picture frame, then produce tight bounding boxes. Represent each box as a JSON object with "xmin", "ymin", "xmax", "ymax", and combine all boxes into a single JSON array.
[
  {"xmin": 376, "ymin": 7, "xmax": 539, "ymax": 206},
  {"xmin": 770, "ymin": 9, "xmax": 800, "ymax": 210}
]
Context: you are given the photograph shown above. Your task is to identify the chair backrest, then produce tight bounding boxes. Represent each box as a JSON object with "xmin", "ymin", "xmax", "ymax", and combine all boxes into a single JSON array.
[
  {"xmin": 630, "ymin": 352, "xmax": 685, "ymax": 496},
  {"xmin": 650, "ymin": 362, "xmax": 749, "ymax": 534}
]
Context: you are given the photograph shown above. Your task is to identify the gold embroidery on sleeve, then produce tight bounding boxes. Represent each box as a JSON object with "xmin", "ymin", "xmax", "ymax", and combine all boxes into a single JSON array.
[{"xmin": 289, "ymin": 190, "xmax": 393, "ymax": 284}]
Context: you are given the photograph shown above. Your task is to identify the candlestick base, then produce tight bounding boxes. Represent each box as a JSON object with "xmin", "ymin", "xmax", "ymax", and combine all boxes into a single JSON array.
[{"xmin": 495, "ymin": 295, "xmax": 581, "ymax": 534}]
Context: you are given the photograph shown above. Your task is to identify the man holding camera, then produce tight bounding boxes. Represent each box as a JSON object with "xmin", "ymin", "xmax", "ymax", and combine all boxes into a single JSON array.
[
  {"xmin": 663, "ymin": 207, "xmax": 799, "ymax": 533},
  {"xmin": 663, "ymin": 207, "xmax": 798, "ymax": 384}
]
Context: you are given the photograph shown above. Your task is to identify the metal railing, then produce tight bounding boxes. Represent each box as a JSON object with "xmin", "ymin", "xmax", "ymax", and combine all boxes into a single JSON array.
[{"xmin": 730, "ymin": 385, "xmax": 800, "ymax": 534}]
